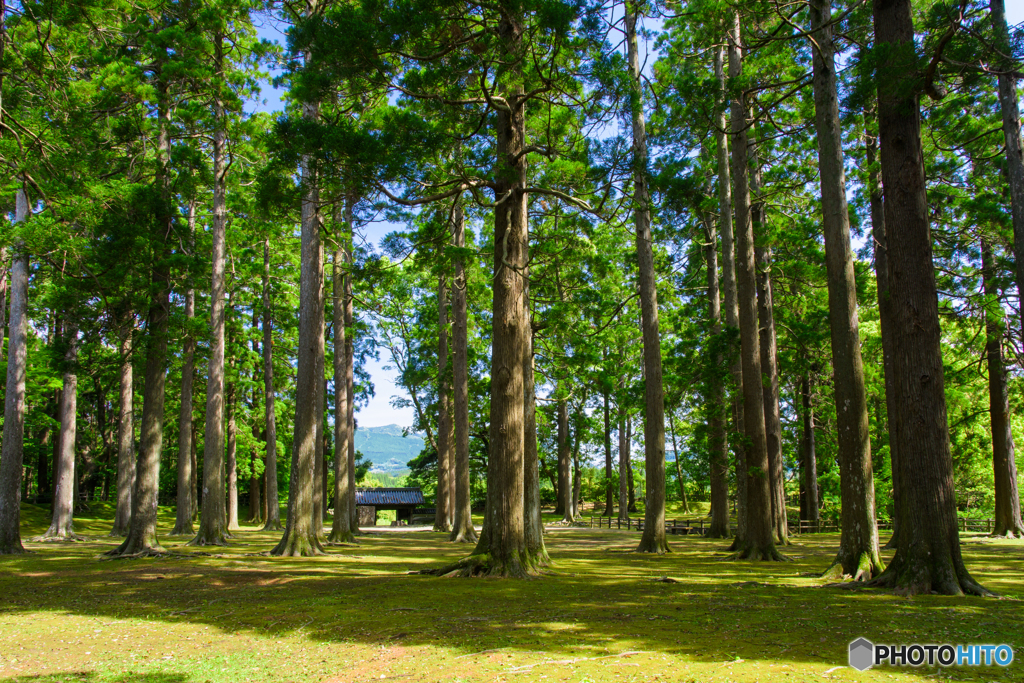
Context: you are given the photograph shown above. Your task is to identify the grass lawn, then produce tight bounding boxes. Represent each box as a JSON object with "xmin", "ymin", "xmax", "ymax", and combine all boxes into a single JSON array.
[{"xmin": 1, "ymin": 502, "xmax": 1022, "ymax": 683}]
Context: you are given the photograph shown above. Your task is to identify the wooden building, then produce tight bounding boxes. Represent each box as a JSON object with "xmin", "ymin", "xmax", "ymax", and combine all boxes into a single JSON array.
[{"xmin": 355, "ymin": 487, "xmax": 426, "ymax": 525}]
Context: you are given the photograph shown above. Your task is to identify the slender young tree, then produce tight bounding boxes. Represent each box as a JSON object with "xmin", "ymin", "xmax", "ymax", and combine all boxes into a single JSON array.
[
  {"xmin": 108, "ymin": 80, "xmax": 175, "ymax": 558},
  {"xmin": 192, "ymin": 34, "xmax": 231, "ymax": 546},
  {"xmin": 0, "ymin": 189, "xmax": 30, "ymax": 554},
  {"xmin": 450, "ymin": 201, "xmax": 477, "ymax": 543},
  {"xmin": 557, "ymin": 396, "xmax": 573, "ymax": 523},
  {"xmin": 110, "ymin": 314, "xmax": 135, "ymax": 537},
  {"xmin": 868, "ymin": 0, "xmax": 986, "ymax": 594},
  {"xmin": 714, "ymin": 44, "xmax": 744, "ymax": 543},
  {"xmin": 989, "ymin": 0, "xmax": 1024, "ymax": 344},
  {"xmin": 727, "ymin": 13, "xmax": 780, "ymax": 561},
  {"xmin": 703, "ymin": 199, "xmax": 729, "ymax": 536},
  {"xmin": 40, "ymin": 323, "xmax": 80, "ymax": 541},
  {"xmin": 865, "ymin": 127, "xmax": 900, "ymax": 549},
  {"xmin": 810, "ymin": 0, "xmax": 882, "ymax": 580},
  {"xmin": 625, "ymin": 0, "xmax": 668, "ymax": 555},
  {"xmin": 750, "ymin": 148, "xmax": 788, "ymax": 545},
  {"xmin": 329, "ymin": 210, "xmax": 355, "ymax": 544},
  {"xmin": 262, "ymin": 239, "xmax": 282, "ymax": 530},
  {"xmin": 171, "ymin": 206, "xmax": 198, "ymax": 536},
  {"xmin": 434, "ymin": 271, "xmax": 452, "ymax": 532},
  {"xmin": 981, "ymin": 239, "xmax": 1024, "ymax": 537},
  {"xmin": 800, "ymin": 373, "xmax": 819, "ymax": 529}
]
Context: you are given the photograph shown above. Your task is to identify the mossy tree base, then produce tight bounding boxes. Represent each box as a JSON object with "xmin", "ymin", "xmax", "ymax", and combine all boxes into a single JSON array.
[
  {"xmin": 262, "ymin": 519, "xmax": 283, "ymax": 532},
  {"xmin": 729, "ymin": 541, "xmax": 790, "ymax": 562},
  {"xmin": 271, "ymin": 533, "xmax": 325, "ymax": 557},
  {"xmin": 168, "ymin": 523, "xmax": 195, "ymax": 537},
  {"xmin": 821, "ymin": 550, "xmax": 883, "ymax": 582},
  {"xmin": 867, "ymin": 555, "xmax": 993, "ymax": 596},
  {"xmin": 427, "ymin": 552, "xmax": 547, "ymax": 579},
  {"xmin": 448, "ymin": 526, "xmax": 478, "ymax": 544},
  {"xmin": 635, "ymin": 537, "xmax": 670, "ymax": 554},
  {"xmin": 32, "ymin": 533, "xmax": 86, "ymax": 543},
  {"xmin": 104, "ymin": 534, "xmax": 165, "ymax": 558},
  {"xmin": 187, "ymin": 531, "xmax": 230, "ymax": 547},
  {"xmin": 327, "ymin": 528, "xmax": 357, "ymax": 545}
]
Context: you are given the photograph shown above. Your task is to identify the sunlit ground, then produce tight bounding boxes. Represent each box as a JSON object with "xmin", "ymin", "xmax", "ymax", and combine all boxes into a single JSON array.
[{"xmin": 1, "ymin": 502, "xmax": 1021, "ymax": 682}]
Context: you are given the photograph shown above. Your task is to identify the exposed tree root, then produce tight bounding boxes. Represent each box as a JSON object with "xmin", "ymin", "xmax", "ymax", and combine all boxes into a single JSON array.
[
  {"xmin": 423, "ymin": 552, "xmax": 548, "ymax": 578},
  {"xmin": 187, "ymin": 533, "xmax": 229, "ymax": 547},
  {"xmin": 448, "ymin": 527, "xmax": 479, "ymax": 544},
  {"xmin": 990, "ymin": 525, "xmax": 1024, "ymax": 539},
  {"xmin": 635, "ymin": 538, "xmax": 671, "ymax": 554},
  {"xmin": 270, "ymin": 534, "xmax": 325, "ymax": 557},
  {"xmin": 31, "ymin": 533, "xmax": 86, "ymax": 543},
  {"xmin": 262, "ymin": 520, "xmax": 283, "ymax": 532},
  {"xmin": 821, "ymin": 550, "xmax": 883, "ymax": 582},
  {"xmin": 326, "ymin": 528, "xmax": 357, "ymax": 545},
  {"xmin": 866, "ymin": 560, "xmax": 995, "ymax": 597},
  {"xmin": 727, "ymin": 543, "xmax": 791, "ymax": 562},
  {"xmin": 104, "ymin": 539, "xmax": 166, "ymax": 558},
  {"xmin": 168, "ymin": 523, "xmax": 195, "ymax": 536}
]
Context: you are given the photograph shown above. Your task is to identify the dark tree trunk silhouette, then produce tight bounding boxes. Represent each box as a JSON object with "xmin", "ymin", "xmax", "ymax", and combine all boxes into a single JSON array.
[
  {"xmin": 557, "ymin": 397, "xmax": 572, "ymax": 523},
  {"xmin": 171, "ymin": 204, "xmax": 197, "ymax": 536}
]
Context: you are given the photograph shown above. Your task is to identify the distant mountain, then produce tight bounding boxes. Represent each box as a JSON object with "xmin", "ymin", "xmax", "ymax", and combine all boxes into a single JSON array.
[{"xmin": 355, "ymin": 424, "xmax": 424, "ymax": 473}]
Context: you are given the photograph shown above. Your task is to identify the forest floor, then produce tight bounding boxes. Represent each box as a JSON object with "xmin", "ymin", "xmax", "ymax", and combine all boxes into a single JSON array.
[{"xmin": 1, "ymin": 502, "xmax": 1022, "ymax": 683}]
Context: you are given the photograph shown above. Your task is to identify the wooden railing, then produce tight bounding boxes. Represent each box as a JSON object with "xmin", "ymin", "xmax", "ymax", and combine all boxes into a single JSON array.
[{"xmin": 590, "ymin": 516, "xmax": 998, "ymax": 535}]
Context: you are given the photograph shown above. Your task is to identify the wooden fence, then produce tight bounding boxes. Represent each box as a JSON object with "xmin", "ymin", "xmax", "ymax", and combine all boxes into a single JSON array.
[{"xmin": 590, "ymin": 516, "xmax": 998, "ymax": 535}]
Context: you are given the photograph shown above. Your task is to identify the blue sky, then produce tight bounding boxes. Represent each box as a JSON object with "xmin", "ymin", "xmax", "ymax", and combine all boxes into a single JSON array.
[{"xmin": 248, "ymin": 3, "xmax": 1024, "ymax": 429}]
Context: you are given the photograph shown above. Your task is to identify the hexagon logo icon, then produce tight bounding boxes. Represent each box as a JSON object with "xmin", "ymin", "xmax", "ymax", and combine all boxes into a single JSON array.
[{"xmin": 849, "ymin": 638, "xmax": 874, "ymax": 671}]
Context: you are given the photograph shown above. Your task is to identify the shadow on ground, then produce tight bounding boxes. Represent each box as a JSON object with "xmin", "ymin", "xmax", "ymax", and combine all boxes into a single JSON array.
[{"xmin": 1, "ymin": 503, "xmax": 1021, "ymax": 683}]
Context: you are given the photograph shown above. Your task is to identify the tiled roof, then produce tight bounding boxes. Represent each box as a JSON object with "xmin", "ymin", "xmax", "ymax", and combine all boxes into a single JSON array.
[{"xmin": 355, "ymin": 487, "xmax": 426, "ymax": 507}]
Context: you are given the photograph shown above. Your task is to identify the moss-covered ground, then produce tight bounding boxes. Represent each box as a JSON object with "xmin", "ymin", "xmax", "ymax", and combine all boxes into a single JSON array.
[{"xmin": 1, "ymin": 501, "xmax": 1021, "ymax": 683}]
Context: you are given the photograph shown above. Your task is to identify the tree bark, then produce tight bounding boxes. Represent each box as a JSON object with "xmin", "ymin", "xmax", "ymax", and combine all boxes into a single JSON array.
[
  {"xmin": 603, "ymin": 383, "xmax": 613, "ymax": 517},
  {"xmin": 226, "ymin": 380, "xmax": 239, "ymax": 530},
  {"xmin": 982, "ymin": 239, "xmax": 1024, "ymax": 537},
  {"xmin": 110, "ymin": 313, "xmax": 135, "ymax": 537},
  {"xmin": 704, "ymin": 190, "xmax": 729, "ymax": 536},
  {"xmin": 450, "ymin": 200, "xmax": 477, "ymax": 543},
  {"xmin": 617, "ymin": 392, "xmax": 628, "ymax": 522},
  {"xmin": 626, "ymin": 415, "xmax": 636, "ymax": 513},
  {"xmin": 108, "ymin": 83, "xmax": 174, "ymax": 557},
  {"xmin": 727, "ymin": 12, "xmax": 781, "ymax": 561},
  {"xmin": 41, "ymin": 323, "xmax": 80, "ymax": 540},
  {"xmin": 990, "ymin": 0, "xmax": 1024, "ymax": 347},
  {"xmin": 313, "ymin": 254, "xmax": 326, "ymax": 538},
  {"xmin": 750, "ymin": 143, "xmax": 788, "ymax": 546},
  {"xmin": 625, "ymin": 0, "xmax": 668, "ymax": 554},
  {"xmin": 523, "ymin": 268, "xmax": 547, "ymax": 562},
  {"xmin": 172, "ymin": 204, "xmax": 197, "ymax": 535},
  {"xmin": 716, "ymin": 44, "xmax": 744, "ymax": 544},
  {"xmin": 446, "ymin": 4, "xmax": 536, "ymax": 576},
  {"xmin": 262, "ymin": 239, "xmax": 282, "ymax": 530},
  {"xmin": 345, "ymin": 207, "xmax": 358, "ymax": 536},
  {"xmin": 810, "ymin": 0, "xmax": 882, "ymax": 580},
  {"xmin": 0, "ymin": 188, "xmax": 28, "ymax": 554},
  {"xmin": 329, "ymin": 208, "xmax": 355, "ymax": 544},
  {"xmin": 869, "ymin": 0, "xmax": 987, "ymax": 595},
  {"xmin": 192, "ymin": 36, "xmax": 231, "ymax": 547},
  {"xmin": 434, "ymin": 272, "xmax": 452, "ymax": 532},
  {"xmin": 273, "ymin": 56, "xmax": 325, "ymax": 555},
  {"xmin": 865, "ymin": 127, "xmax": 900, "ymax": 549}
]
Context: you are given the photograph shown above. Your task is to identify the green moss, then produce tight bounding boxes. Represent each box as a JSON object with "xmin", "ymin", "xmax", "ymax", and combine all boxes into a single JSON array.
[{"xmin": 0, "ymin": 503, "xmax": 1021, "ymax": 682}]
